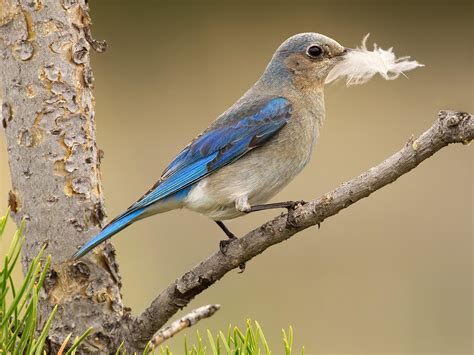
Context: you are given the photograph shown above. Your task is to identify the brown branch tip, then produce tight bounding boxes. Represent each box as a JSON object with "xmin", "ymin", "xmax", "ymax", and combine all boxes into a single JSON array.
[{"xmin": 150, "ymin": 304, "xmax": 221, "ymax": 348}]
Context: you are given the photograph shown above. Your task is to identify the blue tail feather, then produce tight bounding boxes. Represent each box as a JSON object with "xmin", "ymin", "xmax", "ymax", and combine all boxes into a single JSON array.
[{"xmin": 72, "ymin": 207, "xmax": 146, "ymax": 259}]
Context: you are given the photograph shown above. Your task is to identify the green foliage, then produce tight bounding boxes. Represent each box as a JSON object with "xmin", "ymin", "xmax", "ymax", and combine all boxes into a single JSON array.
[
  {"xmin": 151, "ymin": 320, "xmax": 305, "ymax": 355},
  {"xmin": 0, "ymin": 211, "xmax": 89, "ymax": 354}
]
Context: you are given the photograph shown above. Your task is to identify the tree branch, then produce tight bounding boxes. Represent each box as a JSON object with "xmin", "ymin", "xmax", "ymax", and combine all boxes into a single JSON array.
[
  {"xmin": 127, "ymin": 110, "xmax": 473, "ymax": 349},
  {"xmin": 149, "ymin": 304, "xmax": 221, "ymax": 348}
]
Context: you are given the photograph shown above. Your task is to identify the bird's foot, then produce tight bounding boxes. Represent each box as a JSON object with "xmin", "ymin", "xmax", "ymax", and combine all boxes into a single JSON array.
[
  {"xmin": 219, "ymin": 237, "xmax": 236, "ymax": 254},
  {"xmin": 219, "ymin": 237, "xmax": 246, "ymax": 273},
  {"xmin": 285, "ymin": 200, "xmax": 307, "ymax": 228}
]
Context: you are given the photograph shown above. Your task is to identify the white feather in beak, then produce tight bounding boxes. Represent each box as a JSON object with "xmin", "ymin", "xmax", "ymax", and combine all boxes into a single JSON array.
[{"xmin": 326, "ymin": 34, "xmax": 423, "ymax": 86}]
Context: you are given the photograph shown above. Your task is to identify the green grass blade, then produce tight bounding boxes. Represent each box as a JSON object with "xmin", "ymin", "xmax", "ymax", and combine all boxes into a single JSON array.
[
  {"xmin": 26, "ymin": 286, "xmax": 40, "ymax": 354},
  {"xmin": 14, "ymin": 247, "xmax": 45, "ymax": 318},
  {"xmin": 6, "ymin": 220, "xmax": 25, "ymax": 274},
  {"xmin": 5, "ymin": 287, "xmax": 38, "ymax": 352},
  {"xmin": 288, "ymin": 326, "xmax": 293, "ymax": 350},
  {"xmin": 7, "ymin": 221, "xmax": 24, "ymax": 263},
  {"xmin": 65, "ymin": 327, "xmax": 93, "ymax": 355},
  {"xmin": 0, "ymin": 209, "xmax": 10, "ymax": 236},
  {"xmin": 8, "ymin": 271, "xmax": 17, "ymax": 301},
  {"xmin": 246, "ymin": 320, "xmax": 257, "ymax": 353},
  {"xmin": 197, "ymin": 330, "xmax": 204, "ymax": 355},
  {"xmin": 242, "ymin": 325, "xmax": 249, "ymax": 354},
  {"xmin": 255, "ymin": 322, "xmax": 270, "ymax": 355},
  {"xmin": 1, "ymin": 255, "xmax": 9, "ymax": 329},
  {"xmin": 11, "ymin": 261, "xmax": 41, "ymax": 322},
  {"xmin": 0, "ymin": 258, "xmax": 40, "ymax": 329},
  {"xmin": 115, "ymin": 340, "xmax": 124, "ymax": 354},
  {"xmin": 1, "ymin": 255, "xmax": 10, "ymax": 299},
  {"xmin": 17, "ymin": 292, "xmax": 37, "ymax": 354},
  {"xmin": 36, "ymin": 255, "xmax": 51, "ymax": 291},
  {"xmin": 142, "ymin": 339, "xmax": 151, "ymax": 355},
  {"xmin": 207, "ymin": 329, "xmax": 218, "ymax": 355},
  {"xmin": 226, "ymin": 325, "xmax": 232, "ymax": 346},
  {"xmin": 218, "ymin": 331, "xmax": 231, "ymax": 354},
  {"xmin": 5, "ymin": 310, "xmax": 24, "ymax": 352},
  {"xmin": 216, "ymin": 335, "xmax": 221, "ymax": 355},
  {"xmin": 5, "ymin": 234, "xmax": 25, "ymax": 289},
  {"xmin": 33, "ymin": 305, "xmax": 58, "ymax": 354},
  {"xmin": 282, "ymin": 328, "xmax": 292, "ymax": 355},
  {"xmin": 234, "ymin": 326, "xmax": 245, "ymax": 344},
  {"xmin": 184, "ymin": 334, "xmax": 189, "ymax": 355}
]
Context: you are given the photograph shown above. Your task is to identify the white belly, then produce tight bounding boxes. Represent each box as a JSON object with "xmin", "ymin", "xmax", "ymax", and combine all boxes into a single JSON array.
[{"xmin": 184, "ymin": 114, "xmax": 318, "ymax": 220}]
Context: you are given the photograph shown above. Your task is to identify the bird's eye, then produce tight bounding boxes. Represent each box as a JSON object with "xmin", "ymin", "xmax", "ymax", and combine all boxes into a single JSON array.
[{"xmin": 306, "ymin": 45, "xmax": 323, "ymax": 58}]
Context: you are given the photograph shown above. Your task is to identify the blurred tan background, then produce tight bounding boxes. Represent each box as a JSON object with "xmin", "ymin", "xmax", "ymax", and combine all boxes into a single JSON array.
[{"xmin": 1, "ymin": 0, "xmax": 472, "ymax": 353}]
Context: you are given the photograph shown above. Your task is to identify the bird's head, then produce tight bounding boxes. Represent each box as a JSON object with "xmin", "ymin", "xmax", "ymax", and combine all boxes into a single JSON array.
[{"xmin": 262, "ymin": 33, "xmax": 348, "ymax": 90}]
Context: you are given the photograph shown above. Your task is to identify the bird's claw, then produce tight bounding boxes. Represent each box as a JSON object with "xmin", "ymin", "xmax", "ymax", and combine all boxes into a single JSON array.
[
  {"xmin": 219, "ymin": 238, "xmax": 235, "ymax": 254},
  {"xmin": 288, "ymin": 200, "xmax": 307, "ymax": 209},
  {"xmin": 285, "ymin": 200, "xmax": 307, "ymax": 228}
]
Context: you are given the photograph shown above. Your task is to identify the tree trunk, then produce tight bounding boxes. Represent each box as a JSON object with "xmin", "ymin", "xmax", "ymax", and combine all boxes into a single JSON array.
[{"xmin": 1, "ymin": 0, "xmax": 126, "ymax": 352}]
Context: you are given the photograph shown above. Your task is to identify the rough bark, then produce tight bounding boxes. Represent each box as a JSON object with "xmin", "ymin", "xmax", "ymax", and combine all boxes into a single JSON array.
[
  {"xmin": 0, "ymin": 0, "xmax": 125, "ymax": 353},
  {"xmin": 1, "ymin": 1, "xmax": 473, "ymax": 354}
]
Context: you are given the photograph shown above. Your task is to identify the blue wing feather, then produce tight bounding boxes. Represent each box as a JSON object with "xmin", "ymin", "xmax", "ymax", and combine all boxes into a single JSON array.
[
  {"xmin": 72, "ymin": 207, "xmax": 146, "ymax": 259},
  {"xmin": 73, "ymin": 97, "xmax": 292, "ymax": 258},
  {"xmin": 161, "ymin": 97, "xmax": 291, "ymax": 179},
  {"xmin": 132, "ymin": 97, "xmax": 291, "ymax": 210}
]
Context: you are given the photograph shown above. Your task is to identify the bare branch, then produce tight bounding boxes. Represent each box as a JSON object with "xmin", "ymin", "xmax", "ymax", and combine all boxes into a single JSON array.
[
  {"xmin": 126, "ymin": 110, "xmax": 473, "ymax": 349},
  {"xmin": 149, "ymin": 304, "xmax": 221, "ymax": 348}
]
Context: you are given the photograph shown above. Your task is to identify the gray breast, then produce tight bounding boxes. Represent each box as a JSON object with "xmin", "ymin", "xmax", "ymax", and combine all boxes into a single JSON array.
[{"xmin": 184, "ymin": 105, "xmax": 322, "ymax": 220}]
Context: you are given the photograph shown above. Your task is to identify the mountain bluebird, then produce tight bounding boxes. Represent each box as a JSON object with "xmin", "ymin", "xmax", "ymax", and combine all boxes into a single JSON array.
[{"xmin": 73, "ymin": 33, "xmax": 348, "ymax": 263}]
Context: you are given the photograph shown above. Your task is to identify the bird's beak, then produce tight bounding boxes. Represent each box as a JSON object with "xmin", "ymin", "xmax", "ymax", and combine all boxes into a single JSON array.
[
  {"xmin": 339, "ymin": 47, "xmax": 353, "ymax": 56},
  {"xmin": 331, "ymin": 48, "xmax": 351, "ymax": 63}
]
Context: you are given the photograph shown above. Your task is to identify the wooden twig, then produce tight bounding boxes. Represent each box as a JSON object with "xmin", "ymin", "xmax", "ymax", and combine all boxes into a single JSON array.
[{"xmin": 150, "ymin": 304, "xmax": 221, "ymax": 348}]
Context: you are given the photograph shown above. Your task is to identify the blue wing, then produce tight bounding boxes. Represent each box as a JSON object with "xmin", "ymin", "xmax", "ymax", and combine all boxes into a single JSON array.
[
  {"xmin": 73, "ymin": 97, "xmax": 292, "ymax": 259},
  {"xmin": 135, "ymin": 97, "xmax": 292, "ymax": 209}
]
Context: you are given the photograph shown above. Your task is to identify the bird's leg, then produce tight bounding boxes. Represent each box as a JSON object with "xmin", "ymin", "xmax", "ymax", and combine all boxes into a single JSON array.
[
  {"xmin": 216, "ymin": 220, "xmax": 237, "ymax": 243},
  {"xmin": 246, "ymin": 200, "xmax": 307, "ymax": 227},
  {"xmin": 215, "ymin": 221, "xmax": 245, "ymax": 273}
]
